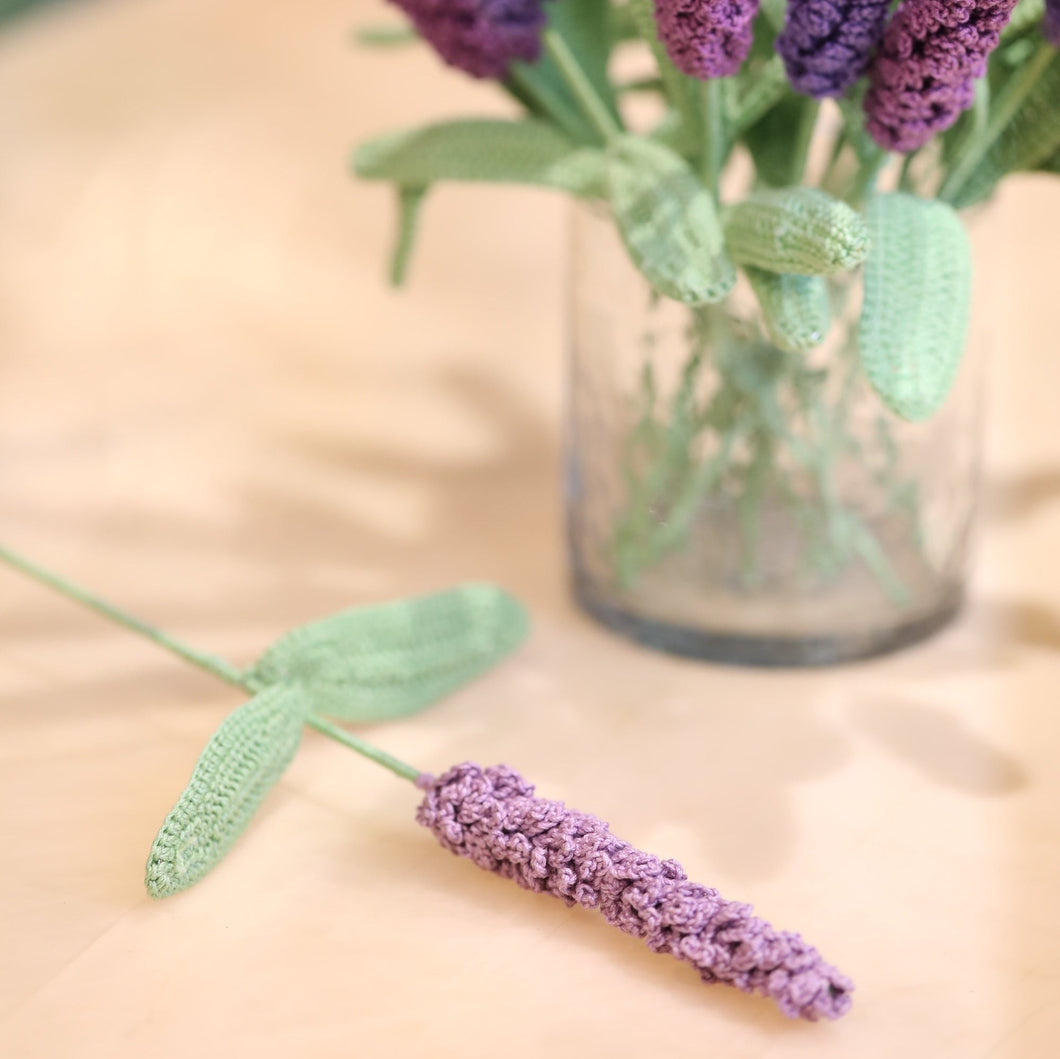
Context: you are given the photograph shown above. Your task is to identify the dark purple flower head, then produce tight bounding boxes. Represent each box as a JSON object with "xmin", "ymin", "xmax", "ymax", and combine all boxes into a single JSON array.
[
  {"xmin": 390, "ymin": 0, "xmax": 548, "ymax": 80},
  {"xmin": 777, "ymin": 0, "xmax": 892, "ymax": 98},
  {"xmin": 654, "ymin": 0, "xmax": 761, "ymax": 79},
  {"xmin": 1045, "ymin": 0, "xmax": 1060, "ymax": 46},
  {"xmin": 864, "ymin": 0, "xmax": 1019, "ymax": 152},
  {"xmin": 417, "ymin": 762, "xmax": 854, "ymax": 1021}
]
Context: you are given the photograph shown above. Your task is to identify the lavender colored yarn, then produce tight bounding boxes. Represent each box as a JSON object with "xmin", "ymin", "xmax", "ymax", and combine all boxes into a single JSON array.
[
  {"xmin": 776, "ymin": 0, "xmax": 892, "ymax": 98},
  {"xmin": 864, "ymin": 0, "xmax": 1019, "ymax": 152},
  {"xmin": 653, "ymin": 0, "xmax": 761, "ymax": 79},
  {"xmin": 416, "ymin": 763, "xmax": 853, "ymax": 1021},
  {"xmin": 389, "ymin": 0, "xmax": 548, "ymax": 79},
  {"xmin": 1046, "ymin": 0, "xmax": 1060, "ymax": 46}
]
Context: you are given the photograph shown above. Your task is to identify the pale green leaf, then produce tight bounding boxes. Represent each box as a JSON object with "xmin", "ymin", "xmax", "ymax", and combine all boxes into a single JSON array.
[
  {"xmin": 858, "ymin": 193, "xmax": 972, "ymax": 422},
  {"xmin": 745, "ymin": 268, "xmax": 831, "ymax": 354},
  {"xmin": 607, "ymin": 134, "xmax": 735, "ymax": 305},
  {"xmin": 247, "ymin": 583, "xmax": 529, "ymax": 722},
  {"xmin": 723, "ymin": 187, "xmax": 871, "ymax": 275},
  {"xmin": 145, "ymin": 684, "xmax": 306, "ymax": 899},
  {"xmin": 354, "ymin": 119, "xmax": 606, "ymax": 197}
]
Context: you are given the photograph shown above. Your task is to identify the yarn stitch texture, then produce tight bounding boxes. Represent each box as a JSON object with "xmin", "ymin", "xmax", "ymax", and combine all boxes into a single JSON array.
[
  {"xmin": 776, "ymin": 0, "xmax": 892, "ymax": 98},
  {"xmin": 416, "ymin": 762, "xmax": 853, "ymax": 1021},
  {"xmin": 863, "ymin": 0, "xmax": 1019, "ymax": 152},
  {"xmin": 653, "ymin": 0, "xmax": 761, "ymax": 79},
  {"xmin": 388, "ymin": 0, "xmax": 549, "ymax": 79}
]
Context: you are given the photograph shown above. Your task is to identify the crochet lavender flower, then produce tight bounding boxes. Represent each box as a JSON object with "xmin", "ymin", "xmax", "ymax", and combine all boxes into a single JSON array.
[
  {"xmin": 389, "ymin": 0, "xmax": 548, "ymax": 79},
  {"xmin": 417, "ymin": 762, "xmax": 854, "ymax": 1021},
  {"xmin": 776, "ymin": 0, "xmax": 892, "ymax": 98},
  {"xmin": 1046, "ymin": 0, "xmax": 1060, "ymax": 45},
  {"xmin": 864, "ymin": 0, "xmax": 1019, "ymax": 152},
  {"xmin": 653, "ymin": 0, "xmax": 761, "ymax": 79}
]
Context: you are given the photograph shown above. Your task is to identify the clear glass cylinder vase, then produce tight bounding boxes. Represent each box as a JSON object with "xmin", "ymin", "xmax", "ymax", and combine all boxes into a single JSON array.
[{"xmin": 565, "ymin": 200, "xmax": 987, "ymax": 667}]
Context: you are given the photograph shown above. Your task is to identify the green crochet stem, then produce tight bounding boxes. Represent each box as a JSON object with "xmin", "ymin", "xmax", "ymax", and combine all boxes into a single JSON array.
[
  {"xmin": 700, "ymin": 79, "xmax": 726, "ymax": 200},
  {"xmin": 939, "ymin": 41, "xmax": 1055, "ymax": 204},
  {"xmin": 0, "ymin": 542, "xmax": 421, "ymax": 783},
  {"xmin": 542, "ymin": 29, "xmax": 622, "ymax": 145},
  {"xmin": 788, "ymin": 99, "xmax": 819, "ymax": 186}
]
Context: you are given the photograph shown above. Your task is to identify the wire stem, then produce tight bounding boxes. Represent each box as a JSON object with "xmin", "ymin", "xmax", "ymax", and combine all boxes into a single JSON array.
[
  {"xmin": 305, "ymin": 716, "xmax": 420, "ymax": 782},
  {"xmin": 789, "ymin": 99, "xmax": 819, "ymax": 186},
  {"xmin": 0, "ymin": 543, "xmax": 246, "ymax": 687},
  {"xmin": 701, "ymin": 78, "xmax": 726, "ymax": 200},
  {"xmin": 542, "ymin": 29, "xmax": 622, "ymax": 145},
  {"xmin": 0, "ymin": 542, "xmax": 422, "ymax": 783}
]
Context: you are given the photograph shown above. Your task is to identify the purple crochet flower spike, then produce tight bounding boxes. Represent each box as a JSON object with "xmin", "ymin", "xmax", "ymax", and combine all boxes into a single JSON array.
[
  {"xmin": 653, "ymin": 0, "xmax": 761, "ymax": 79},
  {"xmin": 389, "ymin": 0, "xmax": 549, "ymax": 79},
  {"xmin": 417, "ymin": 762, "xmax": 854, "ymax": 1021},
  {"xmin": 776, "ymin": 0, "xmax": 892, "ymax": 98},
  {"xmin": 864, "ymin": 0, "xmax": 1019, "ymax": 152},
  {"xmin": 1045, "ymin": 0, "xmax": 1060, "ymax": 46}
]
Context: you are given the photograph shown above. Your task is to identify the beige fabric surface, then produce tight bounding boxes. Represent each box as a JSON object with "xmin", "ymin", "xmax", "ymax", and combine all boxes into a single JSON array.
[{"xmin": 2, "ymin": 2, "xmax": 1059, "ymax": 1056}]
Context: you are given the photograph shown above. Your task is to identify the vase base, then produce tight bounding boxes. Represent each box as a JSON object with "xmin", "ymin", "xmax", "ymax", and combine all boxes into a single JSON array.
[{"xmin": 572, "ymin": 578, "xmax": 964, "ymax": 668}]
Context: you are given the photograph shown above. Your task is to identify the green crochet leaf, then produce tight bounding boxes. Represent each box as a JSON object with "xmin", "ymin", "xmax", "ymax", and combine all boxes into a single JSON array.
[
  {"xmin": 744, "ymin": 95, "xmax": 806, "ymax": 186},
  {"xmin": 729, "ymin": 56, "xmax": 789, "ymax": 137},
  {"xmin": 723, "ymin": 187, "xmax": 871, "ymax": 276},
  {"xmin": 145, "ymin": 684, "xmax": 306, "ymax": 899},
  {"xmin": 745, "ymin": 268, "xmax": 831, "ymax": 354},
  {"xmin": 858, "ymin": 193, "xmax": 972, "ymax": 422},
  {"xmin": 353, "ymin": 119, "xmax": 606, "ymax": 198},
  {"xmin": 606, "ymin": 134, "xmax": 735, "ymax": 305},
  {"xmin": 949, "ymin": 52, "xmax": 1060, "ymax": 208},
  {"xmin": 246, "ymin": 583, "xmax": 529, "ymax": 722}
]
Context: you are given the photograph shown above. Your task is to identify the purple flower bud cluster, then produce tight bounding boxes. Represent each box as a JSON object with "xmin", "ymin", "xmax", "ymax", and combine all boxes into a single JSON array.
[
  {"xmin": 1045, "ymin": 0, "xmax": 1060, "ymax": 46},
  {"xmin": 864, "ymin": 0, "xmax": 1019, "ymax": 152},
  {"xmin": 776, "ymin": 0, "xmax": 892, "ymax": 98},
  {"xmin": 389, "ymin": 0, "xmax": 548, "ymax": 80},
  {"xmin": 416, "ymin": 762, "xmax": 854, "ymax": 1021},
  {"xmin": 653, "ymin": 0, "xmax": 761, "ymax": 79}
]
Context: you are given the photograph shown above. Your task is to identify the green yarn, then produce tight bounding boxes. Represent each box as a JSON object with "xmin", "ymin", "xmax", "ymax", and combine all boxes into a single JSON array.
[
  {"xmin": 145, "ymin": 684, "xmax": 307, "ymax": 899},
  {"xmin": 606, "ymin": 134, "xmax": 735, "ymax": 305},
  {"xmin": 0, "ymin": 544, "xmax": 532, "ymax": 898},
  {"xmin": 625, "ymin": 0, "xmax": 699, "ymax": 150},
  {"xmin": 389, "ymin": 186, "xmax": 427, "ymax": 286},
  {"xmin": 723, "ymin": 188, "xmax": 871, "ymax": 276},
  {"xmin": 246, "ymin": 583, "xmax": 529, "ymax": 723},
  {"xmin": 742, "ymin": 96, "xmax": 807, "ymax": 187},
  {"xmin": 857, "ymin": 193, "xmax": 972, "ymax": 422},
  {"xmin": 353, "ymin": 119, "xmax": 607, "ymax": 198},
  {"xmin": 943, "ymin": 47, "xmax": 1060, "ymax": 208},
  {"xmin": 744, "ymin": 268, "xmax": 831, "ymax": 354},
  {"xmin": 728, "ymin": 56, "xmax": 789, "ymax": 137}
]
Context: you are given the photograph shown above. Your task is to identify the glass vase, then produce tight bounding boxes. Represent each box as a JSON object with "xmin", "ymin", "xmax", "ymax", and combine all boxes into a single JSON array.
[{"xmin": 565, "ymin": 200, "xmax": 986, "ymax": 667}]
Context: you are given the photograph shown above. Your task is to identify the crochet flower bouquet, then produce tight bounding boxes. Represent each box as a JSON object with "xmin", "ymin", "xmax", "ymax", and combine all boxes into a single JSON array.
[
  {"xmin": 0, "ymin": 544, "xmax": 851, "ymax": 1020},
  {"xmin": 355, "ymin": 0, "xmax": 1059, "ymax": 650}
]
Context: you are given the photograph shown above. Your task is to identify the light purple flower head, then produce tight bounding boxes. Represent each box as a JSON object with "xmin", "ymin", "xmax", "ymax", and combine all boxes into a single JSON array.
[
  {"xmin": 417, "ymin": 762, "xmax": 854, "ymax": 1021},
  {"xmin": 864, "ymin": 0, "xmax": 1019, "ymax": 152},
  {"xmin": 1045, "ymin": 0, "xmax": 1060, "ymax": 45},
  {"xmin": 777, "ymin": 0, "xmax": 892, "ymax": 98},
  {"xmin": 653, "ymin": 0, "xmax": 761, "ymax": 79},
  {"xmin": 390, "ymin": 0, "xmax": 549, "ymax": 79}
]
